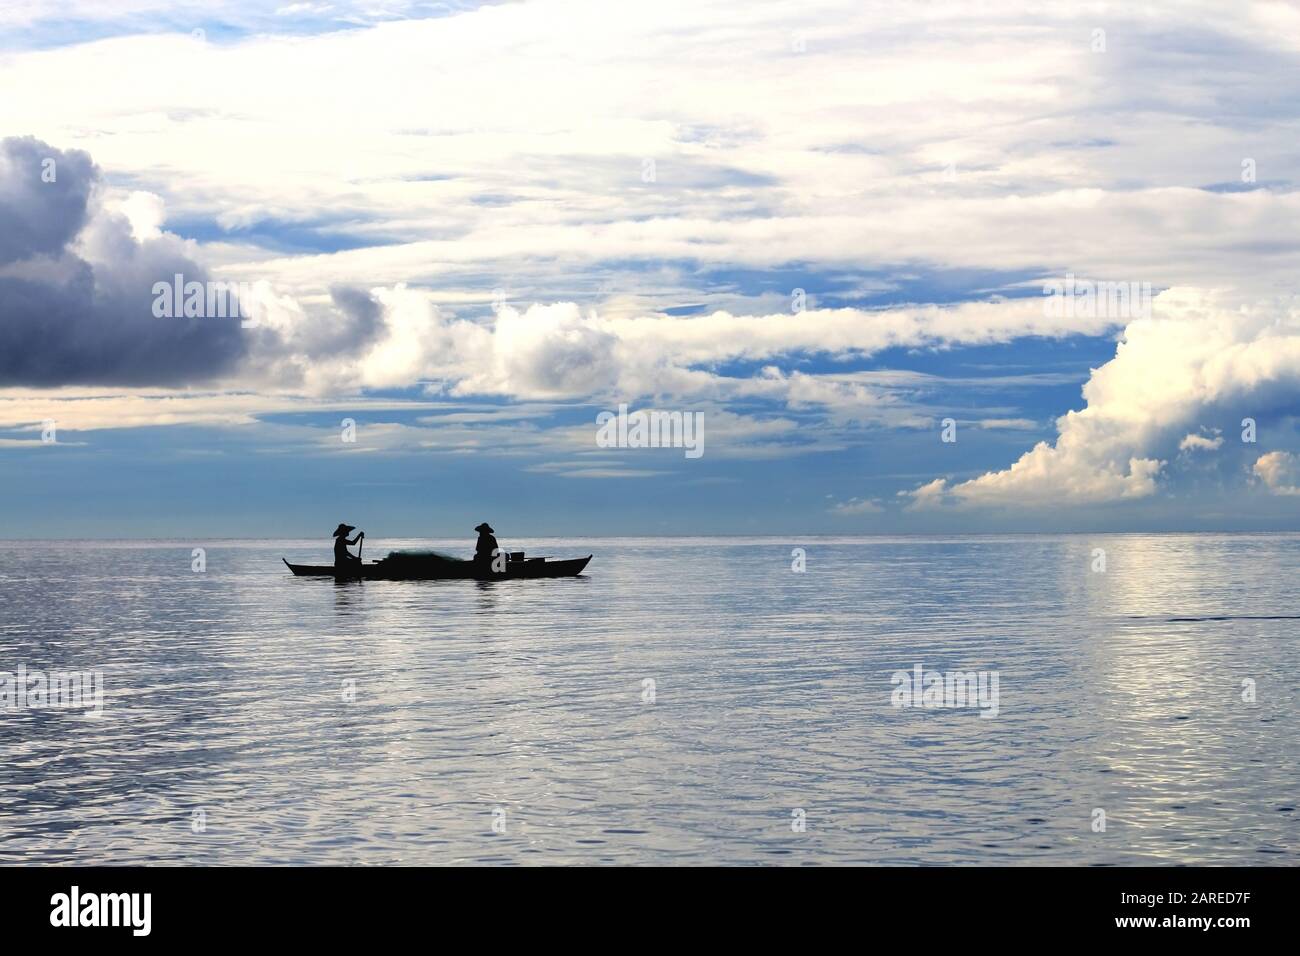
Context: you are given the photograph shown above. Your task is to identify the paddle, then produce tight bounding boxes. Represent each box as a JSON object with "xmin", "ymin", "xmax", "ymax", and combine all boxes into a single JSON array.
[{"xmin": 358, "ymin": 531, "xmax": 364, "ymax": 563}]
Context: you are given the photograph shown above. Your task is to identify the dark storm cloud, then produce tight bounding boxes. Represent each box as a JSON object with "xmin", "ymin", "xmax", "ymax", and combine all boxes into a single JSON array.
[
  {"xmin": 0, "ymin": 136, "xmax": 94, "ymax": 265},
  {"xmin": 0, "ymin": 137, "xmax": 248, "ymax": 387}
]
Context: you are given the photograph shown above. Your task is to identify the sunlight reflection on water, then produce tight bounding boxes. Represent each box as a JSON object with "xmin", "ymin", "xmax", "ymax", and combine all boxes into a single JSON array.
[{"xmin": 0, "ymin": 534, "xmax": 1295, "ymax": 864}]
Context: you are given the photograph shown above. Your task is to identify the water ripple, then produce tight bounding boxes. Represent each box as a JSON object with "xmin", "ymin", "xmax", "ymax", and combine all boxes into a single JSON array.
[{"xmin": 0, "ymin": 534, "xmax": 1295, "ymax": 864}]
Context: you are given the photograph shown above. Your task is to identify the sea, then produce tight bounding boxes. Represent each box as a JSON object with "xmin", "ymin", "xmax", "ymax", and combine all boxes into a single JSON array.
[{"xmin": 0, "ymin": 534, "xmax": 1295, "ymax": 865}]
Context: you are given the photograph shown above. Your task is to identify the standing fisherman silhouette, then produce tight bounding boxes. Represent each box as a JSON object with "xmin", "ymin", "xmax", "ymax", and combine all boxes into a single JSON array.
[
  {"xmin": 473, "ymin": 522, "xmax": 500, "ymax": 570},
  {"xmin": 333, "ymin": 523, "xmax": 364, "ymax": 572}
]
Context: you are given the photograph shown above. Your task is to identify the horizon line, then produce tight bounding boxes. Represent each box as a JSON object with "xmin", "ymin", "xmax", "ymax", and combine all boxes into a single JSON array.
[{"xmin": 3, "ymin": 529, "xmax": 1300, "ymax": 542}]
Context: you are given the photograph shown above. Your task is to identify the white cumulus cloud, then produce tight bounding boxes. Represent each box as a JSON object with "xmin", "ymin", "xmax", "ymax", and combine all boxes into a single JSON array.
[
  {"xmin": 908, "ymin": 289, "xmax": 1300, "ymax": 507},
  {"xmin": 1254, "ymin": 450, "xmax": 1300, "ymax": 495}
]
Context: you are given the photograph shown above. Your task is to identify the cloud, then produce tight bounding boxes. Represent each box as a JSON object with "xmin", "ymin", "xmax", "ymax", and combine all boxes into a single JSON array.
[
  {"xmin": 92, "ymin": 272, "xmax": 1105, "ymax": 405},
  {"xmin": 463, "ymin": 302, "xmax": 622, "ymax": 399},
  {"xmin": 10, "ymin": 0, "xmax": 1300, "ymax": 312},
  {"xmin": 909, "ymin": 289, "xmax": 1300, "ymax": 507},
  {"xmin": 7, "ymin": 2, "xmax": 1300, "ymax": 524},
  {"xmin": 1179, "ymin": 431, "xmax": 1224, "ymax": 452},
  {"xmin": 900, "ymin": 477, "xmax": 948, "ymax": 511},
  {"xmin": 10, "ymin": 1, "xmax": 1300, "ymax": 407},
  {"xmin": 1254, "ymin": 450, "xmax": 1300, "ymax": 495},
  {"xmin": 0, "ymin": 137, "xmax": 248, "ymax": 387},
  {"xmin": 527, "ymin": 466, "xmax": 668, "ymax": 479},
  {"xmin": 830, "ymin": 497, "xmax": 884, "ymax": 515},
  {"xmin": 0, "ymin": 136, "xmax": 95, "ymax": 265}
]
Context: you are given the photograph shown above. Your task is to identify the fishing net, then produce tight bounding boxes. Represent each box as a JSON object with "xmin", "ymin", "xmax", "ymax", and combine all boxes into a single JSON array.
[{"xmin": 383, "ymin": 549, "xmax": 466, "ymax": 562}]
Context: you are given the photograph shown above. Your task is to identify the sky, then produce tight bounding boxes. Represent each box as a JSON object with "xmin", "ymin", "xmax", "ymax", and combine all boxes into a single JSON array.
[{"xmin": 3, "ymin": 0, "xmax": 1300, "ymax": 537}]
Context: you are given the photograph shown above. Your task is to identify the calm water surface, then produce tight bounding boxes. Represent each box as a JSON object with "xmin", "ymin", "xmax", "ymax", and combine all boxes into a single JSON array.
[{"xmin": 0, "ymin": 534, "xmax": 1296, "ymax": 865}]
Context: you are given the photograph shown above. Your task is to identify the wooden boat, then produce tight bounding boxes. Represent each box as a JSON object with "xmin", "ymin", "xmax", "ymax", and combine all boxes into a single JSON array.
[{"xmin": 283, "ymin": 553, "xmax": 591, "ymax": 581}]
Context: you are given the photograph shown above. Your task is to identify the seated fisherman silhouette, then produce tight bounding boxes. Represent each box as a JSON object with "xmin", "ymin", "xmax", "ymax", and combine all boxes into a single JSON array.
[{"xmin": 333, "ymin": 523, "xmax": 364, "ymax": 569}]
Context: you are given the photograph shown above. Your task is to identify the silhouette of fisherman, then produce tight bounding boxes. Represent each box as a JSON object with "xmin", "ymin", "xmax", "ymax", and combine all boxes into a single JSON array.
[
  {"xmin": 333, "ymin": 523, "xmax": 364, "ymax": 571},
  {"xmin": 473, "ymin": 522, "xmax": 500, "ymax": 569}
]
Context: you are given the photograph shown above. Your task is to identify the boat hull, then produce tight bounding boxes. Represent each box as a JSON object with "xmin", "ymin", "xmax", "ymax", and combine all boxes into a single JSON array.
[{"xmin": 282, "ymin": 556, "xmax": 591, "ymax": 581}]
